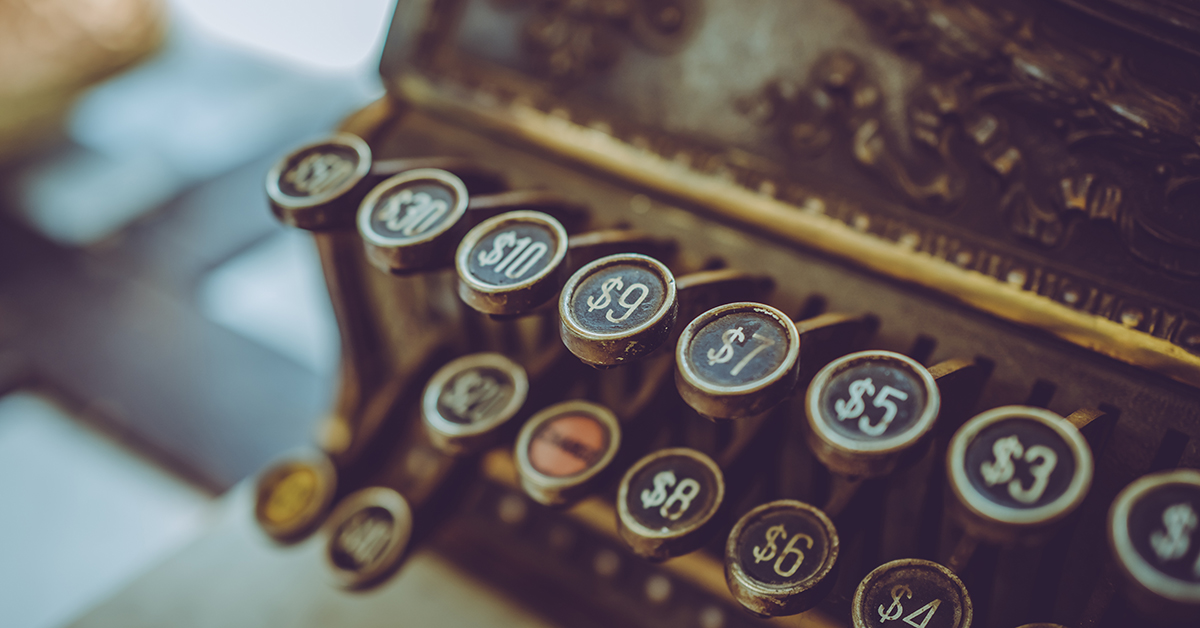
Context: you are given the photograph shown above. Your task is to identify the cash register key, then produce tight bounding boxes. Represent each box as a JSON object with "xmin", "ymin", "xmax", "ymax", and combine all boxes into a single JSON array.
[
  {"xmin": 947, "ymin": 405, "xmax": 1094, "ymax": 545},
  {"xmin": 357, "ymin": 168, "xmax": 471, "ymax": 272},
  {"xmin": 455, "ymin": 210, "xmax": 570, "ymax": 316},
  {"xmin": 724, "ymin": 499, "xmax": 840, "ymax": 617},
  {"xmin": 253, "ymin": 454, "xmax": 337, "ymax": 543},
  {"xmin": 323, "ymin": 487, "xmax": 413, "ymax": 589},
  {"xmin": 617, "ymin": 448, "xmax": 725, "ymax": 561},
  {"xmin": 675, "ymin": 302, "xmax": 801, "ymax": 420},
  {"xmin": 514, "ymin": 400, "xmax": 621, "ymax": 506},
  {"xmin": 559, "ymin": 253, "xmax": 678, "ymax": 367},
  {"xmin": 852, "ymin": 559, "xmax": 973, "ymax": 628},
  {"xmin": 421, "ymin": 352, "xmax": 529, "ymax": 456},
  {"xmin": 266, "ymin": 133, "xmax": 373, "ymax": 231},
  {"xmin": 1107, "ymin": 468, "xmax": 1200, "ymax": 621},
  {"xmin": 805, "ymin": 350, "xmax": 941, "ymax": 479}
]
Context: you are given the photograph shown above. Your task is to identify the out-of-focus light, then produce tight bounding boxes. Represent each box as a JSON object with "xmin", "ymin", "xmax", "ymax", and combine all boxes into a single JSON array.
[
  {"xmin": 199, "ymin": 230, "xmax": 340, "ymax": 376},
  {"xmin": 0, "ymin": 393, "xmax": 212, "ymax": 628},
  {"xmin": 170, "ymin": 0, "xmax": 396, "ymax": 71}
]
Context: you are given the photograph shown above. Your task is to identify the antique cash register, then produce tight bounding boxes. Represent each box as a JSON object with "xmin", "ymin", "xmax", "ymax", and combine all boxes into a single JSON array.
[{"xmin": 71, "ymin": 1, "xmax": 1200, "ymax": 627}]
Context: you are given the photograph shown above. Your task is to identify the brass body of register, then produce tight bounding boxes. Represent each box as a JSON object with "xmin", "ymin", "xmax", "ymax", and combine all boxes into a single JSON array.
[{"xmin": 72, "ymin": 2, "xmax": 1200, "ymax": 628}]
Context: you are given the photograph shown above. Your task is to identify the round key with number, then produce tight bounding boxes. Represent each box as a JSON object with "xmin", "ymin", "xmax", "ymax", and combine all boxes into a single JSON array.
[
  {"xmin": 421, "ymin": 353, "xmax": 529, "ymax": 455},
  {"xmin": 947, "ymin": 405, "xmax": 1094, "ymax": 545},
  {"xmin": 254, "ymin": 454, "xmax": 337, "ymax": 543},
  {"xmin": 675, "ymin": 302, "xmax": 800, "ymax": 420},
  {"xmin": 559, "ymin": 253, "xmax": 678, "ymax": 367},
  {"xmin": 1108, "ymin": 468, "xmax": 1200, "ymax": 621},
  {"xmin": 514, "ymin": 400, "xmax": 621, "ymax": 506},
  {"xmin": 323, "ymin": 487, "xmax": 413, "ymax": 589},
  {"xmin": 357, "ymin": 168, "xmax": 470, "ymax": 272},
  {"xmin": 266, "ymin": 133, "xmax": 374, "ymax": 231},
  {"xmin": 806, "ymin": 350, "xmax": 941, "ymax": 478},
  {"xmin": 853, "ymin": 558, "xmax": 973, "ymax": 628},
  {"xmin": 725, "ymin": 500, "xmax": 839, "ymax": 616},
  {"xmin": 617, "ymin": 448, "xmax": 724, "ymax": 561},
  {"xmin": 456, "ymin": 210, "xmax": 570, "ymax": 316}
]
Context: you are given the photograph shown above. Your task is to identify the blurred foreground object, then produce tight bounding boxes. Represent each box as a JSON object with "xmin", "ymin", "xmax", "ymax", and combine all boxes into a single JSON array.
[{"xmin": 0, "ymin": 0, "xmax": 164, "ymax": 160}]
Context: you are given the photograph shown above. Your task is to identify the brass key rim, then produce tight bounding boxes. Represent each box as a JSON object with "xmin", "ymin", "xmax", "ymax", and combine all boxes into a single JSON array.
[
  {"xmin": 455, "ymin": 210, "xmax": 570, "ymax": 303},
  {"xmin": 724, "ymin": 499, "xmax": 839, "ymax": 614},
  {"xmin": 356, "ymin": 168, "xmax": 470, "ymax": 248},
  {"xmin": 1108, "ymin": 469, "xmax": 1200, "ymax": 604},
  {"xmin": 560, "ymin": 253, "xmax": 678, "ymax": 342},
  {"xmin": 421, "ymin": 352, "xmax": 529, "ymax": 443},
  {"xmin": 617, "ymin": 447, "xmax": 725, "ymax": 542},
  {"xmin": 323, "ymin": 486, "xmax": 413, "ymax": 589},
  {"xmin": 947, "ymin": 405, "xmax": 1094, "ymax": 528},
  {"xmin": 514, "ymin": 400, "xmax": 621, "ymax": 505},
  {"xmin": 266, "ymin": 132, "xmax": 372, "ymax": 211},
  {"xmin": 852, "ymin": 558, "xmax": 972, "ymax": 628},
  {"xmin": 253, "ymin": 452, "xmax": 337, "ymax": 542},
  {"xmin": 560, "ymin": 253, "xmax": 679, "ymax": 366},
  {"xmin": 805, "ymin": 350, "xmax": 941, "ymax": 459},
  {"xmin": 675, "ymin": 302, "xmax": 800, "ymax": 404}
]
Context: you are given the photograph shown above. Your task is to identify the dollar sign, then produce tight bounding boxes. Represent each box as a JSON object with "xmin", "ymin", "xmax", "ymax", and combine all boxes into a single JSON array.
[
  {"xmin": 707, "ymin": 327, "xmax": 745, "ymax": 366},
  {"xmin": 1150, "ymin": 503, "xmax": 1198, "ymax": 561},
  {"xmin": 980, "ymin": 435, "xmax": 1024, "ymax": 486},
  {"xmin": 752, "ymin": 524, "xmax": 787, "ymax": 563},
  {"xmin": 640, "ymin": 470, "xmax": 675, "ymax": 509},
  {"xmin": 587, "ymin": 277, "xmax": 623, "ymax": 312},
  {"xmin": 877, "ymin": 584, "xmax": 912, "ymax": 622},
  {"xmin": 286, "ymin": 153, "xmax": 352, "ymax": 196},
  {"xmin": 477, "ymin": 231, "xmax": 517, "ymax": 267},
  {"xmin": 834, "ymin": 377, "xmax": 875, "ymax": 422}
]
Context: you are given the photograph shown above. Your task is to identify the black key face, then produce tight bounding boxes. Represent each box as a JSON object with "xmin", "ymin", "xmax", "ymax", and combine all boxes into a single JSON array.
[
  {"xmin": 329, "ymin": 506, "xmax": 395, "ymax": 573},
  {"xmin": 1127, "ymin": 483, "xmax": 1200, "ymax": 584},
  {"xmin": 466, "ymin": 222, "xmax": 561, "ymax": 287},
  {"xmin": 366, "ymin": 180, "xmax": 460, "ymax": 242},
  {"xmin": 857, "ymin": 562, "xmax": 969, "ymax": 628},
  {"xmin": 626, "ymin": 454, "xmax": 719, "ymax": 533},
  {"xmin": 736, "ymin": 509, "xmax": 832, "ymax": 587},
  {"xmin": 570, "ymin": 263, "xmax": 667, "ymax": 334},
  {"xmin": 963, "ymin": 418, "xmax": 1077, "ymax": 511},
  {"xmin": 818, "ymin": 361, "xmax": 927, "ymax": 442},
  {"xmin": 687, "ymin": 310, "xmax": 791, "ymax": 387},
  {"xmin": 277, "ymin": 143, "xmax": 361, "ymax": 200},
  {"xmin": 435, "ymin": 366, "xmax": 517, "ymax": 426}
]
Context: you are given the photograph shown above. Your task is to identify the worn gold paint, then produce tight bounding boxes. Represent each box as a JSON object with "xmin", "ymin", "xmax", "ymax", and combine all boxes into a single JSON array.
[
  {"xmin": 262, "ymin": 467, "xmax": 318, "ymax": 524},
  {"xmin": 396, "ymin": 74, "xmax": 1200, "ymax": 390}
]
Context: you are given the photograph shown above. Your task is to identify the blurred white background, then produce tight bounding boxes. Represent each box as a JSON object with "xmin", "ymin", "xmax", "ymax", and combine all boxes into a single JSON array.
[{"xmin": 0, "ymin": 2, "xmax": 394, "ymax": 627}]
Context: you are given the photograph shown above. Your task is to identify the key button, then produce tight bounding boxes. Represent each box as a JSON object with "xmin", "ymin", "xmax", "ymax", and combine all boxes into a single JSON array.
[
  {"xmin": 266, "ymin": 133, "xmax": 372, "ymax": 230},
  {"xmin": 806, "ymin": 350, "xmax": 940, "ymax": 478},
  {"xmin": 323, "ymin": 487, "xmax": 413, "ymax": 589},
  {"xmin": 515, "ymin": 400, "xmax": 622, "ymax": 506},
  {"xmin": 560, "ymin": 253, "xmax": 678, "ymax": 367},
  {"xmin": 948, "ymin": 406, "xmax": 1093, "ymax": 543},
  {"xmin": 675, "ymin": 302, "xmax": 801, "ymax": 420},
  {"xmin": 456, "ymin": 211, "xmax": 570, "ymax": 316},
  {"xmin": 358, "ymin": 168, "xmax": 470, "ymax": 272},
  {"xmin": 421, "ymin": 353, "xmax": 529, "ymax": 455},
  {"xmin": 852, "ymin": 559, "xmax": 973, "ymax": 628},
  {"xmin": 1108, "ymin": 468, "xmax": 1200, "ymax": 620},
  {"xmin": 725, "ymin": 500, "xmax": 839, "ymax": 616},
  {"xmin": 254, "ymin": 454, "xmax": 337, "ymax": 543},
  {"xmin": 617, "ymin": 448, "xmax": 724, "ymax": 561}
]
